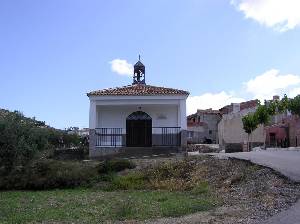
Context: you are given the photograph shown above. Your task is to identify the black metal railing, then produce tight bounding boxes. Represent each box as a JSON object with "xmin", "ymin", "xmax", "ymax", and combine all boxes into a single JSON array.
[
  {"xmin": 95, "ymin": 127, "xmax": 181, "ymax": 147},
  {"xmin": 152, "ymin": 127, "xmax": 181, "ymax": 146},
  {"xmin": 95, "ymin": 128, "xmax": 123, "ymax": 147}
]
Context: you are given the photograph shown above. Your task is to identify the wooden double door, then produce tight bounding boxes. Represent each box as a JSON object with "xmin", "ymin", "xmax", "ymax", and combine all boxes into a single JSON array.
[{"xmin": 126, "ymin": 111, "xmax": 152, "ymax": 147}]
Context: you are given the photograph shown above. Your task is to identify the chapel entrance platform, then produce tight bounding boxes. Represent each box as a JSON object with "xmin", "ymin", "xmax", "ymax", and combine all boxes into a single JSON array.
[
  {"xmin": 89, "ymin": 127, "xmax": 185, "ymax": 159},
  {"xmin": 89, "ymin": 146, "xmax": 182, "ymax": 160}
]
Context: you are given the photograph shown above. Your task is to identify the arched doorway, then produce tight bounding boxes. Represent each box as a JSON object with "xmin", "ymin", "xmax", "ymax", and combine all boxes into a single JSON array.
[{"xmin": 126, "ymin": 111, "xmax": 152, "ymax": 147}]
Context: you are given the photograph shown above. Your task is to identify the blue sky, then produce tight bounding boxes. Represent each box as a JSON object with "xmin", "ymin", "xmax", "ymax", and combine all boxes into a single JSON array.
[{"xmin": 1, "ymin": 0, "xmax": 300, "ymax": 128}]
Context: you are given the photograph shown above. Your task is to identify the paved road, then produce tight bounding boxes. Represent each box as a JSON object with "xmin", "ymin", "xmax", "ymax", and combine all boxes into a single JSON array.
[
  {"xmin": 211, "ymin": 150, "xmax": 300, "ymax": 224},
  {"xmin": 213, "ymin": 150, "xmax": 300, "ymax": 182}
]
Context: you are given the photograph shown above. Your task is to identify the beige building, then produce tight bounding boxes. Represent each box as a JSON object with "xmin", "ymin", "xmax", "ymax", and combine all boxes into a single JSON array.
[{"xmin": 218, "ymin": 100, "xmax": 264, "ymax": 152}]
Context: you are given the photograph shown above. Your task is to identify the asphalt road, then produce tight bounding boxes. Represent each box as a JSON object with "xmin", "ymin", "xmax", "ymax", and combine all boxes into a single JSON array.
[{"xmin": 211, "ymin": 150, "xmax": 300, "ymax": 224}]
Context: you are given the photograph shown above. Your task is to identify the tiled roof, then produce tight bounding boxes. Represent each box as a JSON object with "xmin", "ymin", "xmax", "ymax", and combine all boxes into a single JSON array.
[
  {"xmin": 197, "ymin": 109, "xmax": 221, "ymax": 115},
  {"xmin": 87, "ymin": 84, "xmax": 189, "ymax": 96},
  {"xmin": 219, "ymin": 100, "xmax": 259, "ymax": 114}
]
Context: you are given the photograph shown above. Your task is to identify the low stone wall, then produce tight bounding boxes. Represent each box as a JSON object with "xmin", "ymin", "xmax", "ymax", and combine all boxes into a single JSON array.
[
  {"xmin": 89, "ymin": 147, "xmax": 121, "ymax": 158},
  {"xmin": 225, "ymin": 143, "xmax": 243, "ymax": 153},
  {"xmin": 224, "ymin": 142, "xmax": 264, "ymax": 153},
  {"xmin": 53, "ymin": 147, "xmax": 88, "ymax": 160}
]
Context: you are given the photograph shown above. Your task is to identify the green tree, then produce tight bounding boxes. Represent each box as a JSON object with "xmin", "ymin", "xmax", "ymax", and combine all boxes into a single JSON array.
[
  {"xmin": 278, "ymin": 94, "xmax": 290, "ymax": 113},
  {"xmin": 242, "ymin": 113, "xmax": 258, "ymax": 151},
  {"xmin": 289, "ymin": 95, "xmax": 300, "ymax": 116},
  {"xmin": 0, "ymin": 109, "xmax": 89, "ymax": 173},
  {"xmin": 255, "ymin": 105, "xmax": 270, "ymax": 149},
  {"xmin": 265, "ymin": 100, "xmax": 277, "ymax": 116},
  {"xmin": 0, "ymin": 111, "xmax": 50, "ymax": 171}
]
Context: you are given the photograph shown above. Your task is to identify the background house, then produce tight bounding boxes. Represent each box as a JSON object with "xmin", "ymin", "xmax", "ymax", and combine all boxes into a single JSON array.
[
  {"xmin": 187, "ymin": 109, "xmax": 221, "ymax": 144},
  {"xmin": 218, "ymin": 100, "xmax": 265, "ymax": 152},
  {"xmin": 260, "ymin": 95, "xmax": 300, "ymax": 148},
  {"xmin": 265, "ymin": 112, "xmax": 300, "ymax": 148}
]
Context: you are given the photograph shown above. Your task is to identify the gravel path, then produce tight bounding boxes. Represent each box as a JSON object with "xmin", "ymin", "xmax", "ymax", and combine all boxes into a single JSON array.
[
  {"xmin": 207, "ymin": 150, "xmax": 300, "ymax": 224},
  {"xmin": 261, "ymin": 201, "xmax": 300, "ymax": 224},
  {"xmin": 210, "ymin": 150, "xmax": 300, "ymax": 182}
]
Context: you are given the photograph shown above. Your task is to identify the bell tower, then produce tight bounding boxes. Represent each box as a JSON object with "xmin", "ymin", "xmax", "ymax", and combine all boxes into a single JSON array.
[{"xmin": 133, "ymin": 55, "xmax": 145, "ymax": 84}]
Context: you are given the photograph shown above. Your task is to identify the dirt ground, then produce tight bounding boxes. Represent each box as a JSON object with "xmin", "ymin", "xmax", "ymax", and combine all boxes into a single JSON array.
[{"xmin": 127, "ymin": 155, "xmax": 300, "ymax": 224}]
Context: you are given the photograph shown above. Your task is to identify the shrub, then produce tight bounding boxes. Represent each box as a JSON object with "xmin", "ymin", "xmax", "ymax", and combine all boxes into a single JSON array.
[
  {"xmin": 143, "ymin": 160, "xmax": 196, "ymax": 191},
  {"xmin": 107, "ymin": 172, "xmax": 145, "ymax": 190},
  {"xmin": 98, "ymin": 159, "xmax": 136, "ymax": 174},
  {"xmin": 94, "ymin": 159, "xmax": 215, "ymax": 193},
  {"xmin": 0, "ymin": 159, "xmax": 98, "ymax": 190},
  {"xmin": 145, "ymin": 160, "xmax": 194, "ymax": 180},
  {"xmin": 191, "ymin": 182, "xmax": 209, "ymax": 194},
  {"xmin": 0, "ymin": 111, "xmax": 51, "ymax": 171},
  {"xmin": 149, "ymin": 178, "xmax": 189, "ymax": 191},
  {"xmin": 0, "ymin": 109, "xmax": 89, "ymax": 172}
]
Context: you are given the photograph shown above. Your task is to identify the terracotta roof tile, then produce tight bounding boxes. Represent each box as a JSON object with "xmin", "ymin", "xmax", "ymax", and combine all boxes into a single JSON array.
[{"xmin": 87, "ymin": 84, "xmax": 189, "ymax": 96}]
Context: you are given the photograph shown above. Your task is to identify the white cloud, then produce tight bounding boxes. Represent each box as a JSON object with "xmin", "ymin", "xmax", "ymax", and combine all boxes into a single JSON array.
[
  {"xmin": 110, "ymin": 59, "xmax": 133, "ymax": 76},
  {"xmin": 187, "ymin": 69, "xmax": 300, "ymax": 114},
  {"xmin": 187, "ymin": 91, "xmax": 245, "ymax": 115},
  {"xmin": 245, "ymin": 69, "xmax": 300, "ymax": 101},
  {"xmin": 289, "ymin": 87, "xmax": 300, "ymax": 98},
  {"xmin": 231, "ymin": 0, "xmax": 300, "ymax": 32}
]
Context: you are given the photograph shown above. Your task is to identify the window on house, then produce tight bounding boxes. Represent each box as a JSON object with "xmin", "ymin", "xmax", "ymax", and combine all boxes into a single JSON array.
[
  {"xmin": 193, "ymin": 118, "xmax": 195, "ymax": 122},
  {"xmin": 209, "ymin": 130, "xmax": 212, "ymax": 135},
  {"xmin": 188, "ymin": 131, "xmax": 193, "ymax": 138}
]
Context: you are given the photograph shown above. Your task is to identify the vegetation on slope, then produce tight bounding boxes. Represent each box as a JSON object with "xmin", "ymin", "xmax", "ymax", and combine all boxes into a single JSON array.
[
  {"xmin": 0, "ymin": 109, "xmax": 87, "ymax": 172},
  {"xmin": 0, "ymin": 158, "xmax": 217, "ymax": 223},
  {"xmin": 1, "ymin": 156, "xmax": 299, "ymax": 223}
]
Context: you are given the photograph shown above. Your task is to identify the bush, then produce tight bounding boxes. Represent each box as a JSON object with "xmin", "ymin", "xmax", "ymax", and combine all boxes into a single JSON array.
[
  {"xmin": 0, "ymin": 159, "xmax": 98, "ymax": 190},
  {"xmin": 148, "ymin": 178, "xmax": 188, "ymax": 191},
  {"xmin": 108, "ymin": 172, "xmax": 146, "ymax": 190},
  {"xmin": 98, "ymin": 159, "xmax": 136, "ymax": 174},
  {"xmin": 191, "ymin": 182, "xmax": 209, "ymax": 194},
  {"xmin": 96, "ymin": 159, "xmax": 213, "ymax": 193},
  {"xmin": 145, "ymin": 160, "xmax": 194, "ymax": 180},
  {"xmin": 0, "ymin": 111, "xmax": 51, "ymax": 171},
  {"xmin": 0, "ymin": 110, "xmax": 89, "ymax": 172},
  {"xmin": 143, "ymin": 160, "xmax": 197, "ymax": 191}
]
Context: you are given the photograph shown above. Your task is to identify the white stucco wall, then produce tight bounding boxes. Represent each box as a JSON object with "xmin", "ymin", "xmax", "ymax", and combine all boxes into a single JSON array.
[
  {"xmin": 218, "ymin": 107, "xmax": 265, "ymax": 144},
  {"xmin": 96, "ymin": 104, "xmax": 178, "ymax": 133},
  {"xmin": 89, "ymin": 95, "xmax": 188, "ymax": 131}
]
